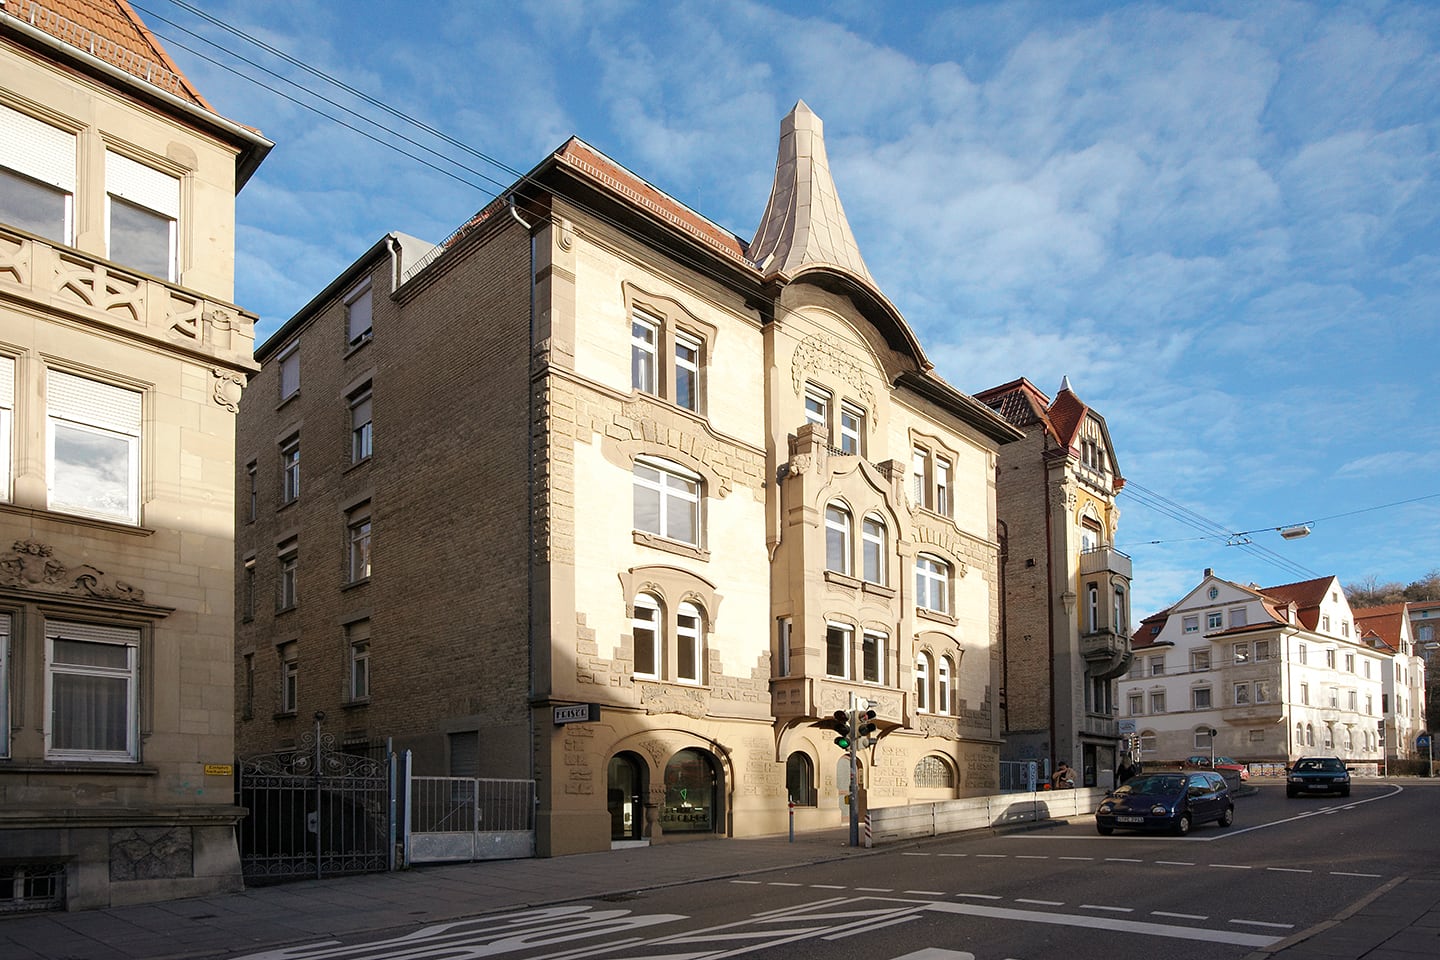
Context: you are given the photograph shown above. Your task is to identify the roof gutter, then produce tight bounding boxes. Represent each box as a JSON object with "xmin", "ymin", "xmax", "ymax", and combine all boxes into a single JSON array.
[{"xmin": 0, "ymin": 8, "xmax": 273, "ymax": 188}]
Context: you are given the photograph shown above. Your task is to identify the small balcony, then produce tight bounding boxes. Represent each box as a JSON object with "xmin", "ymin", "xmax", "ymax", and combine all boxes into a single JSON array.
[
  {"xmin": 1081, "ymin": 714, "xmax": 1120, "ymax": 739},
  {"xmin": 1081, "ymin": 629, "xmax": 1132, "ymax": 679},
  {"xmin": 1080, "ymin": 545, "xmax": 1132, "ymax": 580}
]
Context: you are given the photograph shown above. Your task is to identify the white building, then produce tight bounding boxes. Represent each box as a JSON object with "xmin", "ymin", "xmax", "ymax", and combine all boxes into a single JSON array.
[
  {"xmin": 1127, "ymin": 572, "xmax": 1387, "ymax": 768},
  {"xmin": 1355, "ymin": 602, "xmax": 1428, "ymax": 760}
]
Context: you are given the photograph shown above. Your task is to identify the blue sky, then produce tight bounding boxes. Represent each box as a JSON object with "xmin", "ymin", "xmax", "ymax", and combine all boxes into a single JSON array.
[{"xmin": 142, "ymin": 0, "xmax": 1439, "ymax": 620}]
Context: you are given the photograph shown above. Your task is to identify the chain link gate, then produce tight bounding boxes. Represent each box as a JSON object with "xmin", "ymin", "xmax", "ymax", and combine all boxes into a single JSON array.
[{"xmin": 236, "ymin": 718, "xmax": 396, "ymax": 885}]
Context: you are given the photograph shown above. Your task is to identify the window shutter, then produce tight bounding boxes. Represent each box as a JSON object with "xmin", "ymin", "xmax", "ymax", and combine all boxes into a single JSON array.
[
  {"xmin": 45, "ymin": 620, "xmax": 140, "ymax": 645},
  {"xmin": 0, "ymin": 105, "xmax": 75, "ymax": 191},
  {"xmin": 105, "ymin": 151, "xmax": 179, "ymax": 218},
  {"xmin": 0, "ymin": 355, "xmax": 13, "ymax": 408},
  {"xmin": 46, "ymin": 370, "xmax": 141, "ymax": 435}
]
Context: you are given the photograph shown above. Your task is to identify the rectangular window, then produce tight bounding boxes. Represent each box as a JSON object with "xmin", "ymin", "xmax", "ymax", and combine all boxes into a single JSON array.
[
  {"xmin": 1325, "ymin": 649, "xmax": 1336, "ymax": 669},
  {"xmin": 350, "ymin": 385, "xmax": 373, "ymax": 463},
  {"xmin": 633, "ymin": 458, "xmax": 700, "ymax": 546},
  {"xmin": 1128, "ymin": 692, "xmax": 1143, "ymax": 715},
  {"xmin": 911, "ymin": 448, "xmax": 927, "ymax": 507},
  {"xmin": 676, "ymin": 604, "xmax": 702, "ymax": 684},
  {"xmin": 241, "ymin": 652, "xmax": 254, "ymax": 720},
  {"xmin": 861, "ymin": 516, "xmax": 885, "ymax": 584},
  {"xmin": 277, "ymin": 538, "xmax": 298, "ymax": 611},
  {"xmin": 1322, "ymin": 615, "xmax": 1331, "ymax": 632},
  {"xmin": 1300, "ymin": 682, "xmax": 1309, "ymax": 705},
  {"xmin": 1208, "ymin": 611, "xmax": 1223, "ymax": 630},
  {"xmin": 347, "ymin": 620, "xmax": 370, "ymax": 702},
  {"xmin": 777, "ymin": 618, "xmax": 792, "ymax": 677},
  {"xmin": 347, "ymin": 510, "xmax": 372, "ymax": 583},
  {"xmin": 1297, "ymin": 643, "xmax": 1307, "ymax": 665},
  {"xmin": 279, "ymin": 642, "xmax": 298, "ymax": 714},
  {"xmin": 246, "ymin": 460, "xmax": 258, "ymax": 521},
  {"xmin": 1086, "ymin": 582, "xmax": 1099, "ymax": 634},
  {"xmin": 46, "ymin": 370, "xmax": 141, "ymax": 524},
  {"xmin": 1183, "ymin": 615, "xmax": 1199, "ymax": 634},
  {"xmin": 839, "ymin": 403, "xmax": 863, "ymax": 455},
  {"xmin": 632, "ymin": 596, "xmax": 659, "ymax": 677},
  {"xmin": 0, "ymin": 614, "xmax": 9, "ymax": 758},
  {"xmin": 862, "ymin": 631, "xmax": 885, "ymax": 684},
  {"xmin": 1232, "ymin": 642, "xmax": 1250, "ymax": 665},
  {"xmin": 935, "ymin": 457, "xmax": 951, "ymax": 516},
  {"xmin": 242, "ymin": 557, "xmax": 256, "ymax": 621},
  {"xmin": 1254, "ymin": 639, "xmax": 1271, "ymax": 661},
  {"xmin": 1254, "ymin": 679, "xmax": 1271, "ymax": 703},
  {"xmin": 1234, "ymin": 682, "xmax": 1250, "ymax": 705},
  {"xmin": 1230, "ymin": 607, "xmax": 1247, "ymax": 627},
  {"xmin": 674, "ymin": 332, "xmax": 700, "ymax": 412},
  {"xmin": 1192, "ymin": 687, "xmax": 1212, "ymax": 710},
  {"xmin": 0, "ymin": 355, "xmax": 13, "ymax": 502},
  {"xmin": 345, "ymin": 281, "xmax": 373, "ymax": 346},
  {"xmin": 915, "ymin": 555, "xmax": 950, "ymax": 614},
  {"xmin": 1328, "ymin": 688, "xmax": 1338, "ymax": 708},
  {"xmin": 826, "ymin": 623, "xmax": 852, "ymax": 679},
  {"xmin": 631, "ymin": 313, "xmax": 658, "ymax": 394},
  {"xmin": 1149, "ymin": 656, "xmax": 1166, "ymax": 676},
  {"xmin": 0, "ymin": 104, "xmax": 76, "ymax": 245},
  {"xmin": 1345, "ymin": 653, "xmax": 1355, "ymax": 673},
  {"xmin": 1348, "ymin": 690, "xmax": 1358, "ymax": 711},
  {"xmin": 1190, "ymin": 649, "xmax": 1211, "ymax": 672},
  {"xmin": 280, "ymin": 434, "xmax": 300, "ymax": 504},
  {"xmin": 45, "ymin": 621, "xmax": 139, "ymax": 760},
  {"xmin": 1366, "ymin": 693, "xmax": 1373, "ymax": 715},
  {"xmin": 1363, "ymin": 659, "xmax": 1371, "ymax": 679},
  {"xmin": 804, "ymin": 384, "xmax": 830, "ymax": 430},
  {"xmin": 278, "ymin": 344, "xmax": 300, "ymax": 400},
  {"xmin": 1114, "ymin": 588, "xmax": 1126, "ymax": 635},
  {"xmin": 105, "ymin": 152, "xmax": 179, "ymax": 280},
  {"xmin": 1150, "ymin": 691, "xmax": 1166, "ymax": 713}
]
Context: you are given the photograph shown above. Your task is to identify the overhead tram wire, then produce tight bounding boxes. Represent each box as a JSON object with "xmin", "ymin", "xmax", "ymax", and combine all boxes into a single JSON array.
[{"xmin": 136, "ymin": 2, "xmax": 928, "ymax": 362}]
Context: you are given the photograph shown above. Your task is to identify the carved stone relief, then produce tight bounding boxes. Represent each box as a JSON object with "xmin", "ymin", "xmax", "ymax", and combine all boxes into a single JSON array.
[
  {"xmin": 109, "ymin": 827, "xmax": 192, "ymax": 881},
  {"xmin": 1, "ymin": 539, "xmax": 146, "ymax": 603},
  {"xmin": 212, "ymin": 369, "xmax": 244, "ymax": 413},
  {"xmin": 790, "ymin": 332, "xmax": 876, "ymax": 410}
]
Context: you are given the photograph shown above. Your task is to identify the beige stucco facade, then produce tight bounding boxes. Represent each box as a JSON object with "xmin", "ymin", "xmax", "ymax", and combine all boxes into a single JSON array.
[
  {"xmin": 1, "ymin": 2, "xmax": 268, "ymax": 910},
  {"xmin": 235, "ymin": 108, "xmax": 1021, "ymax": 858}
]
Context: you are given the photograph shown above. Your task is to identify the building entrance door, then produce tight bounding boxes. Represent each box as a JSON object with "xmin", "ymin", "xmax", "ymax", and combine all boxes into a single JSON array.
[
  {"xmin": 660, "ymin": 748, "xmax": 719, "ymax": 834},
  {"xmin": 607, "ymin": 753, "xmax": 644, "ymax": 842}
]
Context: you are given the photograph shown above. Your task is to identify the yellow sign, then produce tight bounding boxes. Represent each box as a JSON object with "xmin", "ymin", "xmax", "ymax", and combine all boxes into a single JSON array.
[{"xmin": 203, "ymin": 764, "xmax": 234, "ymax": 777}]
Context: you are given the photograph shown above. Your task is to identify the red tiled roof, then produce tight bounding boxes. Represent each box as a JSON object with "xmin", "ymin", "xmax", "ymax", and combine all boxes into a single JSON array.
[
  {"xmin": 554, "ymin": 139, "xmax": 750, "ymax": 266},
  {"xmin": 974, "ymin": 378, "xmax": 1055, "ymax": 437},
  {"xmin": 1257, "ymin": 575, "xmax": 1336, "ymax": 631},
  {"xmin": 5, "ymin": 0, "xmax": 211, "ymax": 108},
  {"xmin": 1355, "ymin": 604, "xmax": 1407, "ymax": 651},
  {"xmin": 1047, "ymin": 387, "xmax": 1087, "ymax": 449}
]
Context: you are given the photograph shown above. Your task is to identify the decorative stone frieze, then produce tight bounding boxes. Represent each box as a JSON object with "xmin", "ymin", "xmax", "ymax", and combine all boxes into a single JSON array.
[
  {"xmin": 790, "ymin": 332, "xmax": 876, "ymax": 410},
  {"xmin": 1, "ymin": 539, "xmax": 146, "ymax": 603}
]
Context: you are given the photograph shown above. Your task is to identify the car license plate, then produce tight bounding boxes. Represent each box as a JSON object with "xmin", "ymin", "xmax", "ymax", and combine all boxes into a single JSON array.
[
  {"xmin": 1307, "ymin": 784, "xmax": 1329, "ymax": 790},
  {"xmin": 1117, "ymin": 816, "xmax": 1144, "ymax": 823}
]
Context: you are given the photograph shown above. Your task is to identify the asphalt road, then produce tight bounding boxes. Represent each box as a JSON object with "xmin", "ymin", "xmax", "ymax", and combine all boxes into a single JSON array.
[{"xmin": 223, "ymin": 780, "xmax": 1439, "ymax": 960}]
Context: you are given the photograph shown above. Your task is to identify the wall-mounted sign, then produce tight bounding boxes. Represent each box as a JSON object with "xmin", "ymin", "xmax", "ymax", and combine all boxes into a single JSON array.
[
  {"xmin": 553, "ymin": 703, "xmax": 600, "ymax": 725},
  {"xmin": 203, "ymin": 764, "xmax": 233, "ymax": 777}
]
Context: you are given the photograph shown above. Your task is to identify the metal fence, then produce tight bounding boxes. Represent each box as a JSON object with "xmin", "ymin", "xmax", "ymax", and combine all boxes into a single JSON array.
[
  {"xmin": 999, "ymin": 759, "xmax": 1042, "ymax": 792},
  {"xmin": 404, "ymin": 760, "xmax": 535, "ymax": 865}
]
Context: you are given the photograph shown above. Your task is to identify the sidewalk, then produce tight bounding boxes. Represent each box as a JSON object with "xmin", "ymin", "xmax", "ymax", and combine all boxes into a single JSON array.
[
  {"xmin": 0, "ymin": 826, "xmax": 869, "ymax": 960},
  {"xmin": 5, "ymin": 820, "xmax": 1439, "ymax": 960}
]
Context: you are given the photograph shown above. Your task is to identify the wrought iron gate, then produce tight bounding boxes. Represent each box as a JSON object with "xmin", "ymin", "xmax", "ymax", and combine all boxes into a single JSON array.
[{"xmin": 236, "ymin": 727, "xmax": 396, "ymax": 885}]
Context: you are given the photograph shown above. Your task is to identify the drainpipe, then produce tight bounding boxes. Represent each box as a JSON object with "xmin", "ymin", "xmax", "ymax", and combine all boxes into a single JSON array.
[
  {"xmin": 1044, "ymin": 443, "xmax": 1058, "ymax": 769},
  {"xmin": 518, "ymin": 194, "xmax": 538, "ymax": 798},
  {"xmin": 998, "ymin": 518, "xmax": 1009, "ymax": 732}
]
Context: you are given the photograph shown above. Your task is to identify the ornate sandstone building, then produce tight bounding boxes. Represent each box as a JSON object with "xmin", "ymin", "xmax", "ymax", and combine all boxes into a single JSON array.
[
  {"xmin": 1, "ymin": 0, "xmax": 269, "ymax": 908},
  {"xmin": 235, "ymin": 102, "xmax": 1020, "ymax": 855}
]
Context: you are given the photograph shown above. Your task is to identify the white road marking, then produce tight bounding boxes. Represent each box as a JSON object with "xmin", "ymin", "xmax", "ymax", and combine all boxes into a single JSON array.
[
  {"xmin": 1267, "ymin": 867, "xmax": 1311, "ymax": 873},
  {"xmin": 1210, "ymin": 864, "xmax": 1252, "ymax": 870},
  {"xmin": 1058, "ymin": 856, "xmax": 1093, "ymax": 861},
  {"xmin": 1015, "ymin": 855, "xmax": 1049, "ymax": 860},
  {"xmin": 1331, "ymin": 871, "xmax": 1382, "ymax": 878},
  {"xmin": 1081, "ymin": 904, "xmax": 1133, "ymax": 913},
  {"xmin": 810, "ymin": 884, "xmax": 846, "ymax": 889},
  {"xmin": 925, "ymin": 900, "xmax": 1282, "ymax": 947},
  {"xmin": 768, "ymin": 881, "xmax": 803, "ymax": 886},
  {"xmin": 903, "ymin": 890, "xmax": 946, "ymax": 896},
  {"xmin": 938, "ymin": 853, "xmax": 967, "ymax": 857},
  {"xmin": 1105, "ymin": 857, "xmax": 1143, "ymax": 863},
  {"xmin": 903, "ymin": 852, "xmax": 931, "ymax": 857},
  {"xmin": 857, "ymin": 887, "xmax": 894, "ymax": 892},
  {"xmin": 1155, "ymin": 861, "xmax": 1194, "ymax": 866},
  {"xmin": 976, "ymin": 853, "xmax": 1007, "ymax": 858},
  {"xmin": 956, "ymin": 893, "xmax": 1003, "ymax": 900},
  {"xmin": 1016, "ymin": 899, "xmax": 1064, "ymax": 906},
  {"xmin": 888, "ymin": 950, "xmax": 976, "ymax": 960},
  {"xmin": 1231, "ymin": 919, "xmax": 1295, "ymax": 929},
  {"xmin": 1153, "ymin": 911, "xmax": 1208, "ymax": 920},
  {"xmin": 731, "ymin": 879, "xmax": 762, "ymax": 884}
]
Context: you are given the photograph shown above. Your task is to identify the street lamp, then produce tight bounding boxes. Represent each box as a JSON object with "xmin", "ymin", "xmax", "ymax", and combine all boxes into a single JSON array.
[{"xmin": 1208, "ymin": 727, "xmax": 1218, "ymax": 767}]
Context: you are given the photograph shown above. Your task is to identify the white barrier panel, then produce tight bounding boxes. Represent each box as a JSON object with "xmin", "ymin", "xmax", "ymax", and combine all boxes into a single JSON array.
[{"xmin": 869, "ymin": 788, "xmax": 1109, "ymax": 843}]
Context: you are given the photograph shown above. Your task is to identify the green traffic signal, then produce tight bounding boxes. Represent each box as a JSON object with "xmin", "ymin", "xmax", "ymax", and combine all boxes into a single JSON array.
[{"xmin": 834, "ymin": 735, "xmax": 851, "ymax": 749}]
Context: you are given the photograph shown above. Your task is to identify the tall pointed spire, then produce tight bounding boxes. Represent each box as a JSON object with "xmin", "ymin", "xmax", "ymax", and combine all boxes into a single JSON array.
[{"xmin": 748, "ymin": 101, "xmax": 874, "ymax": 284}]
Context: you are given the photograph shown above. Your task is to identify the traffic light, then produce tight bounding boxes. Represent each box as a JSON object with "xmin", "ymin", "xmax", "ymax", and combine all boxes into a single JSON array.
[
  {"xmin": 857, "ymin": 708, "xmax": 877, "ymax": 746},
  {"xmin": 833, "ymin": 709, "xmax": 851, "ymax": 750}
]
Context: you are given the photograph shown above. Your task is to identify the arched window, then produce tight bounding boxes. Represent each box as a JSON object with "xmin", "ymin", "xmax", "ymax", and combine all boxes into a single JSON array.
[
  {"xmin": 1295, "ymin": 722, "xmax": 1304, "ymax": 747},
  {"xmin": 677, "ymin": 601, "xmax": 703, "ymax": 684},
  {"xmin": 1086, "ymin": 582, "xmax": 1099, "ymax": 634},
  {"xmin": 1306, "ymin": 723, "xmax": 1314, "ymax": 746},
  {"xmin": 914, "ymin": 755, "xmax": 954, "ymax": 788},
  {"xmin": 825, "ymin": 503, "xmax": 852, "ymax": 575},
  {"xmin": 1323, "ymin": 726, "xmax": 1334, "ymax": 749},
  {"xmin": 915, "ymin": 554, "xmax": 950, "ymax": 614},
  {"xmin": 634, "ymin": 457, "xmax": 701, "ymax": 546},
  {"xmin": 633, "ymin": 593, "xmax": 661, "ymax": 677},
  {"xmin": 939, "ymin": 656, "xmax": 955, "ymax": 715},
  {"xmin": 1344, "ymin": 728, "xmax": 1353, "ymax": 752},
  {"xmin": 785, "ymin": 752, "xmax": 816, "ymax": 806},
  {"xmin": 915, "ymin": 652, "xmax": 932, "ymax": 713},
  {"xmin": 861, "ymin": 514, "xmax": 886, "ymax": 584}
]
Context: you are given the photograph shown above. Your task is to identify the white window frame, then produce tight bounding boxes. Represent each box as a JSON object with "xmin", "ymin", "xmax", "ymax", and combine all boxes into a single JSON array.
[
  {"xmin": 839, "ymin": 402, "xmax": 863, "ymax": 455},
  {"xmin": 1150, "ymin": 690, "xmax": 1166, "ymax": 713},
  {"xmin": 861, "ymin": 514, "xmax": 886, "ymax": 584},
  {"xmin": 1254, "ymin": 679, "xmax": 1271, "ymax": 703},
  {"xmin": 633, "ymin": 457, "xmax": 701, "ymax": 547},
  {"xmin": 0, "ymin": 104, "xmax": 77, "ymax": 245},
  {"xmin": 1232, "ymin": 641, "xmax": 1250, "ymax": 665},
  {"xmin": 1183, "ymin": 615, "xmax": 1199, "ymax": 634},
  {"xmin": 1149, "ymin": 655, "xmax": 1166, "ymax": 676},
  {"xmin": 1190, "ymin": 649, "xmax": 1211, "ymax": 672},
  {"xmin": 915, "ymin": 652, "xmax": 932, "ymax": 713},
  {"xmin": 1300, "ymin": 682, "xmax": 1309, "ymax": 705},
  {"xmin": 347, "ymin": 511, "xmax": 371, "ymax": 583},
  {"xmin": 1086, "ymin": 582, "xmax": 1099, "ymax": 634},
  {"xmin": 676, "ymin": 601, "xmax": 702, "ymax": 684},
  {"xmin": 278, "ymin": 343, "xmax": 300, "ymax": 400},
  {"xmin": 911, "ymin": 448, "xmax": 927, "ymax": 507},
  {"xmin": 861, "ymin": 630, "xmax": 886, "ymax": 684},
  {"xmin": 1207, "ymin": 611, "xmax": 1223, "ymax": 630},
  {"xmin": 277, "ymin": 538, "xmax": 298, "ymax": 611},
  {"xmin": 674, "ymin": 331, "xmax": 700, "ymax": 412},
  {"xmin": 632, "ymin": 593, "xmax": 660, "ymax": 678},
  {"xmin": 915, "ymin": 554, "xmax": 950, "ymax": 614},
  {"xmin": 46, "ymin": 370, "xmax": 141, "ymax": 524},
  {"xmin": 1192, "ymin": 687, "xmax": 1212, "ymax": 710},
  {"xmin": 1128, "ymin": 692, "xmax": 1143, "ymax": 716},
  {"xmin": 0, "ymin": 614, "xmax": 9, "ymax": 758},
  {"xmin": 347, "ymin": 621, "xmax": 370, "ymax": 702},
  {"xmin": 1254, "ymin": 638, "xmax": 1271, "ymax": 660},
  {"xmin": 825, "ymin": 503, "xmax": 852, "ymax": 575},
  {"xmin": 0, "ymin": 355, "xmax": 13, "ymax": 503},
  {"xmin": 631, "ymin": 313, "xmax": 658, "ymax": 395},
  {"xmin": 279, "ymin": 642, "xmax": 298, "ymax": 714},
  {"xmin": 1233, "ymin": 682, "xmax": 1250, "ymax": 705},
  {"xmin": 778, "ymin": 617, "xmax": 792, "ymax": 677},
  {"xmin": 938, "ymin": 655, "xmax": 955, "ymax": 715},
  {"xmin": 345, "ymin": 280, "xmax": 373, "ymax": 346},
  {"xmin": 935, "ymin": 456, "xmax": 951, "ymax": 516},
  {"xmin": 804, "ymin": 384, "xmax": 830, "ymax": 431},
  {"xmin": 44, "ymin": 621, "xmax": 139, "ymax": 761},
  {"xmin": 350, "ymin": 385, "xmax": 373, "ymax": 463},
  {"xmin": 280, "ymin": 434, "xmax": 300, "ymax": 504},
  {"xmin": 105, "ymin": 151, "xmax": 179, "ymax": 281},
  {"xmin": 826, "ymin": 622, "xmax": 852, "ymax": 679}
]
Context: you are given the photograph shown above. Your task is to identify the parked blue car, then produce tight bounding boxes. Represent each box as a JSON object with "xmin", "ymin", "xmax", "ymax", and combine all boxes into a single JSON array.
[{"xmin": 1095, "ymin": 772, "xmax": 1234, "ymax": 836}]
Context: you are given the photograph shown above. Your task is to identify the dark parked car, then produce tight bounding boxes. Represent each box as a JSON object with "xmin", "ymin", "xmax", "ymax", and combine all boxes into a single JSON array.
[
  {"xmin": 1096, "ymin": 772, "xmax": 1234, "ymax": 836},
  {"xmin": 1286, "ymin": 757, "xmax": 1351, "ymax": 797}
]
